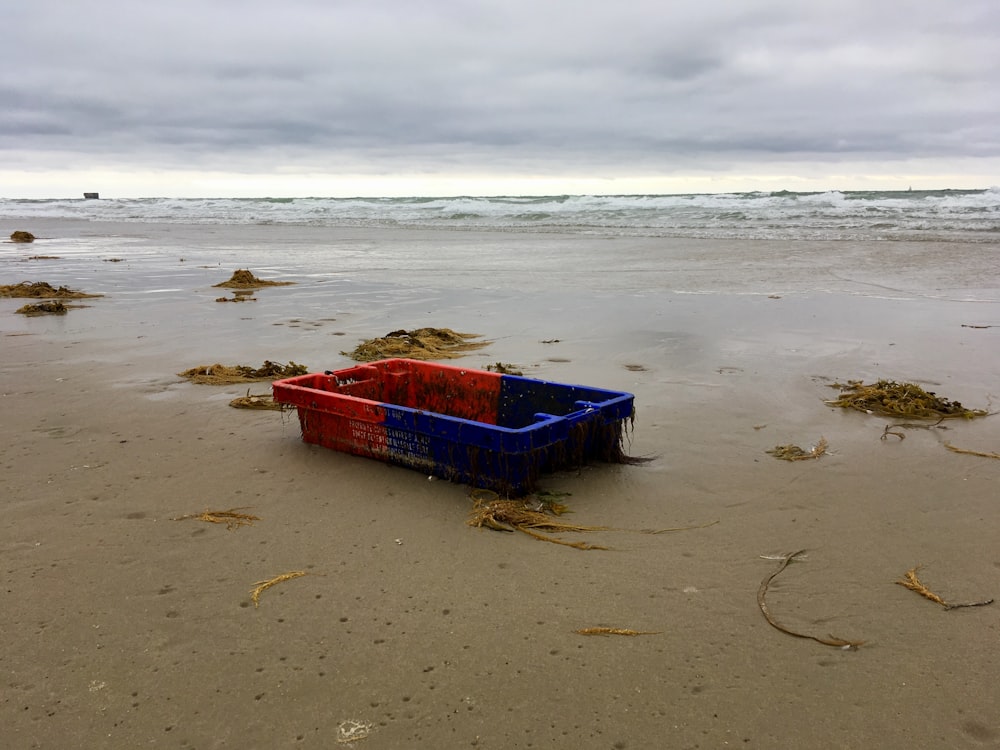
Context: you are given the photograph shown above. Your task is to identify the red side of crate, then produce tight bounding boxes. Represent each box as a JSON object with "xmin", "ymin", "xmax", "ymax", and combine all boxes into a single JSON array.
[
  {"xmin": 298, "ymin": 407, "xmax": 404, "ymax": 464},
  {"xmin": 363, "ymin": 358, "xmax": 503, "ymax": 424},
  {"xmin": 273, "ymin": 372, "xmax": 388, "ymax": 459}
]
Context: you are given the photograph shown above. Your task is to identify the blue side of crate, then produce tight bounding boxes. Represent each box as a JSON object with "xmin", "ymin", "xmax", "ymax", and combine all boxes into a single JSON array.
[
  {"xmin": 374, "ymin": 373, "xmax": 634, "ymax": 493},
  {"xmin": 497, "ymin": 374, "xmax": 635, "ymax": 428}
]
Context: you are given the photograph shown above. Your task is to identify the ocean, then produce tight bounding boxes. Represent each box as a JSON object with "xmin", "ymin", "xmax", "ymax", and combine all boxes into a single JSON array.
[
  {"xmin": 3, "ymin": 188, "xmax": 999, "ymax": 242},
  {"xmin": 3, "ymin": 188, "xmax": 998, "ymax": 397}
]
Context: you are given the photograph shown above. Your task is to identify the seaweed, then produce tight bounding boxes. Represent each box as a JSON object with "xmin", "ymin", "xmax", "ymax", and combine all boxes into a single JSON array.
[
  {"xmin": 178, "ymin": 360, "xmax": 308, "ymax": 385},
  {"xmin": 575, "ymin": 627, "xmax": 661, "ymax": 636},
  {"xmin": 173, "ymin": 507, "xmax": 260, "ymax": 530},
  {"xmin": 896, "ymin": 566, "xmax": 993, "ymax": 610},
  {"xmin": 467, "ymin": 489, "xmax": 717, "ymax": 549},
  {"xmin": 484, "ymin": 361, "xmax": 523, "ymax": 375},
  {"xmin": 213, "ymin": 269, "xmax": 295, "ymax": 288},
  {"xmin": 15, "ymin": 301, "xmax": 70, "ymax": 316},
  {"xmin": 250, "ymin": 571, "xmax": 308, "ymax": 607},
  {"xmin": 343, "ymin": 328, "xmax": 490, "ymax": 362},
  {"xmin": 10, "ymin": 231, "xmax": 35, "ymax": 243},
  {"xmin": 880, "ymin": 425, "xmax": 906, "ymax": 441},
  {"xmin": 826, "ymin": 380, "xmax": 987, "ymax": 419},
  {"xmin": 467, "ymin": 493, "xmax": 611, "ymax": 550},
  {"xmin": 0, "ymin": 281, "xmax": 102, "ymax": 299},
  {"xmin": 336, "ymin": 719, "xmax": 374, "ymax": 744},
  {"xmin": 766, "ymin": 437, "xmax": 828, "ymax": 461},
  {"xmin": 757, "ymin": 550, "xmax": 865, "ymax": 650},
  {"xmin": 943, "ymin": 443, "xmax": 1000, "ymax": 460},
  {"xmin": 229, "ymin": 390, "xmax": 284, "ymax": 410}
]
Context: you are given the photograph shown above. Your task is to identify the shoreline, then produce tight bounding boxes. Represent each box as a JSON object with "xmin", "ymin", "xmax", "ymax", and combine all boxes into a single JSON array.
[{"xmin": 3, "ymin": 220, "xmax": 999, "ymax": 748}]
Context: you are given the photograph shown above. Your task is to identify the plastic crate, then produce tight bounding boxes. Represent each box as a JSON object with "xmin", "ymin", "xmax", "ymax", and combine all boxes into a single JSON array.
[{"xmin": 272, "ymin": 358, "xmax": 635, "ymax": 495}]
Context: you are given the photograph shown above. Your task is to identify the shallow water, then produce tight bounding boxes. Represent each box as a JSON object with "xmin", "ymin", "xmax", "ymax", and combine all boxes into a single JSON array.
[{"xmin": 3, "ymin": 220, "xmax": 998, "ymax": 411}]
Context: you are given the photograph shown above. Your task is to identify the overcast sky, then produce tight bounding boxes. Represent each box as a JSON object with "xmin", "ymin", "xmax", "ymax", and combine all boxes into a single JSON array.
[{"xmin": 3, "ymin": 0, "xmax": 998, "ymax": 197}]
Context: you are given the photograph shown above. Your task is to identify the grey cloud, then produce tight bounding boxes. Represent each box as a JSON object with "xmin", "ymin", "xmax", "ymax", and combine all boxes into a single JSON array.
[{"xmin": 3, "ymin": 0, "xmax": 999, "ymax": 181}]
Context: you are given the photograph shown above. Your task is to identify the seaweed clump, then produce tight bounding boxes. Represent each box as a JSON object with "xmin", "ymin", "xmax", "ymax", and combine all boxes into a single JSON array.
[
  {"xmin": 178, "ymin": 360, "xmax": 308, "ymax": 385},
  {"xmin": 229, "ymin": 390, "xmax": 284, "ymax": 410},
  {"xmin": 15, "ymin": 301, "xmax": 70, "ymax": 316},
  {"xmin": 766, "ymin": 438, "xmax": 828, "ymax": 461},
  {"xmin": 0, "ymin": 281, "xmax": 101, "ymax": 299},
  {"xmin": 213, "ymin": 269, "xmax": 295, "ymax": 289},
  {"xmin": 467, "ymin": 491, "xmax": 611, "ymax": 550},
  {"xmin": 215, "ymin": 293, "xmax": 257, "ymax": 303},
  {"xmin": 467, "ymin": 490, "xmax": 714, "ymax": 549},
  {"xmin": 826, "ymin": 379, "xmax": 987, "ymax": 420},
  {"xmin": 344, "ymin": 328, "xmax": 490, "ymax": 362},
  {"xmin": 10, "ymin": 231, "xmax": 35, "ymax": 243},
  {"xmin": 485, "ymin": 362, "xmax": 524, "ymax": 375}
]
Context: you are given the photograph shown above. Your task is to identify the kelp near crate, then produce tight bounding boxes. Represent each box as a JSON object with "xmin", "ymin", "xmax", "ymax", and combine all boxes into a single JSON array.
[
  {"xmin": 826, "ymin": 379, "xmax": 988, "ymax": 420},
  {"xmin": 178, "ymin": 361, "xmax": 308, "ymax": 385},
  {"xmin": 273, "ymin": 358, "xmax": 638, "ymax": 496},
  {"xmin": 343, "ymin": 327, "xmax": 489, "ymax": 362}
]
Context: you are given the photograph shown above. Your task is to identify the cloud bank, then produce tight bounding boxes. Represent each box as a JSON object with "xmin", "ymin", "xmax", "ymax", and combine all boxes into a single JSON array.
[{"xmin": 3, "ymin": 0, "xmax": 998, "ymax": 196}]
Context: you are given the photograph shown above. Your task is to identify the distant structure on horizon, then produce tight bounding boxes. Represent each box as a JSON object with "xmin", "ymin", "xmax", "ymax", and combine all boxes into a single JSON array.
[{"xmin": 83, "ymin": 192, "xmax": 99, "ymax": 199}]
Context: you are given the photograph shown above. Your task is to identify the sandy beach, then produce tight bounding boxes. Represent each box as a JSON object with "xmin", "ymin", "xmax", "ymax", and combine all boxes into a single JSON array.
[{"xmin": 3, "ymin": 219, "xmax": 1000, "ymax": 749}]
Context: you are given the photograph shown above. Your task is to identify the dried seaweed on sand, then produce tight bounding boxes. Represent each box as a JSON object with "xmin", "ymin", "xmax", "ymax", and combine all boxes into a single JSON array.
[
  {"xmin": 16, "ymin": 301, "xmax": 71, "ymax": 315},
  {"xmin": 344, "ymin": 327, "xmax": 489, "ymax": 362},
  {"xmin": 336, "ymin": 719, "xmax": 374, "ymax": 744},
  {"xmin": 178, "ymin": 360, "xmax": 308, "ymax": 385},
  {"xmin": 943, "ymin": 443, "xmax": 1000, "ymax": 460},
  {"xmin": 766, "ymin": 437, "xmax": 828, "ymax": 461},
  {"xmin": 173, "ymin": 507, "xmax": 260, "ymax": 530},
  {"xmin": 826, "ymin": 380, "xmax": 987, "ymax": 419},
  {"xmin": 896, "ymin": 566, "xmax": 993, "ymax": 610},
  {"xmin": 575, "ymin": 627, "xmax": 661, "ymax": 636},
  {"xmin": 467, "ymin": 489, "xmax": 717, "ymax": 550},
  {"xmin": 10, "ymin": 230, "xmax": 35, "ymax": 243},
  {"xmin": 213, "ymin": 268, "xmax": 295, "ymax": 288},
  {"xmin": 467, "ymin": 494, "xmax": 611, "ymax": 550},
  {"xmin": 250, "ymin": 571, "xmax": 308, "ymax": 607},
  {"xmin": 0, "ymin": 281, "xmax": 102, "ymax": 299},
  {"xmin": 757, "ymin": 550, "xmax": 865, "ymax": 650},
  {"xmin": 229, "ymin": 390, "xmax": 284, "ymax": 410},
  {"xmin": 642, "ymin": 519, "xmax": 720, "ymax": 534}
]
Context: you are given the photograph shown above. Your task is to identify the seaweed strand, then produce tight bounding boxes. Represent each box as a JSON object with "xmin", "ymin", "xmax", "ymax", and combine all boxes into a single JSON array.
[
  {"xmin": 757, "ymin": 550, "xmax": 865, "ymax": 650},
  {"xmin": 896, "ymin": 566, "xmax": 993, "ymax": 610}
]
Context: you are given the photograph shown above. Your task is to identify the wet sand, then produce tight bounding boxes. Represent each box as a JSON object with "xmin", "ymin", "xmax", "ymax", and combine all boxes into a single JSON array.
[{"xmin": 3, "ymin": 220, "xmax": 1000, "ymax": 748}]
